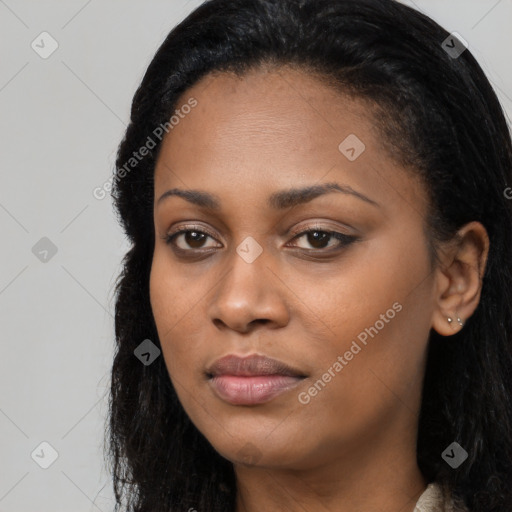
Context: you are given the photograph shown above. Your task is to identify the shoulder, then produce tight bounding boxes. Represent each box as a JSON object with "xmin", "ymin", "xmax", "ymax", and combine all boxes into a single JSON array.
[{"xmin": 414, "ymin": 482, "xmax": 468, "ymax": 512}]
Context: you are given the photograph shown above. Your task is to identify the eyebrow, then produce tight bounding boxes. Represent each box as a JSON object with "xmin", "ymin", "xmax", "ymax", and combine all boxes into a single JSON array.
[{"xmin": 156, "ymin": 182, "xmax": 380, "ymax": 210}]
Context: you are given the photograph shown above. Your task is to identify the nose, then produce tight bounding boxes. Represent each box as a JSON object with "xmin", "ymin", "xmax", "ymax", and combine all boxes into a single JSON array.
[{"xmin": 207, "ymin": 244, "xmax": 290, "ymax": 333}]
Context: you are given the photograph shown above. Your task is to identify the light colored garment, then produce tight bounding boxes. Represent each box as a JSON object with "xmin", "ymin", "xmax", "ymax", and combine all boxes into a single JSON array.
[{"xmin": 414, "ymin": 482, "xmax": 468, "ymax": 512}]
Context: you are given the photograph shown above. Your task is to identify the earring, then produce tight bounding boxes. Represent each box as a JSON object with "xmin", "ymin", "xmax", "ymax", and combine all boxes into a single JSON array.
[
  {"xmin": 447, "ymin": 317, "xmax": 453, "ymax": 325},
  {"xmin": 457, "ymin": 316, "xmax": 464, "ymax": 327}
]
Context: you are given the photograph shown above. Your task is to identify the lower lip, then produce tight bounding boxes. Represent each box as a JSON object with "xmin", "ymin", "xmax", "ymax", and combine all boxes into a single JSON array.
[{"xmin": 208, "ymin": 375, "xmax": 304, "ymax": 405}]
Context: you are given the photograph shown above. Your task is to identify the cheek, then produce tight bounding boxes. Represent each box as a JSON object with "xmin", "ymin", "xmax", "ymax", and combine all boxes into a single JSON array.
[
  {"xmin": 307, "ymin": 237, "xmax": 418, "ymax": 357},
  {"xmin": 299, "ymin": 231, "xmax": 432, "ymax": 428},
  {"xmin": 149, "ymin": 264, "xmax": 209, "ymax": 427},
  {"xmin": 299, "ymin": 297, "xmax": 429, "ymax": 458},
  {"xmin": 149, "ymin": 256, "xmax": 200, "ymax": 375},
  {"xmin": 150, "ymin": 245, "xmax": 185, "ymax": 301}
]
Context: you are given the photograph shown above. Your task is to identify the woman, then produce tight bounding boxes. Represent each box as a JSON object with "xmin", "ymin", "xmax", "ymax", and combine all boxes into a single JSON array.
[{"xmin": 107, "ymin": 1, "xmax": 512, "ymax": 511}]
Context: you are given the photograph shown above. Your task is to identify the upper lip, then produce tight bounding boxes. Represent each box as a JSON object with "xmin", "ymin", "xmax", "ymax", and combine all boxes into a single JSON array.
[{"xmin": 207, "ymin": 354, "xmax": 306, "ymax": 378}]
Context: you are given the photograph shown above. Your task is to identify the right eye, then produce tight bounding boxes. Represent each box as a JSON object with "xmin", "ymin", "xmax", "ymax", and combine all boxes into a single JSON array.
[{"xmin": 162, "ymin": 226, "xmax": 222, "ymax": 251}]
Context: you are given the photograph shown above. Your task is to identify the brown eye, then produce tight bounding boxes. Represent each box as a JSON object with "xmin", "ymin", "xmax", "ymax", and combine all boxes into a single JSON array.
[
  {"xmin": 164, "ymin": 227, "xmax": 220, "ymax": 251},
  {"xmin": 288, "ymin": 229, "xmax": 358, "ymax": 251},
  {"xmin": 305, "ymin": 231, "xmax": 330, "ymax": 249},
  {"xmin": 182, "ymin": 231, "xmax": 208, "ymax": 249}
]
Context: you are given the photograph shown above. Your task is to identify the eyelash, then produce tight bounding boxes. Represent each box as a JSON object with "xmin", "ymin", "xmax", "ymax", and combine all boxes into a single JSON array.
[{"xmin": 161, "ymin": 224, "xmax": 358, "ymax": 254}]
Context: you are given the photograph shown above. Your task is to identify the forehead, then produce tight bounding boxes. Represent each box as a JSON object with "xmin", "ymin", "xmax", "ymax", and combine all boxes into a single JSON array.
[
  {"xmin": 159, "ymin": 65, "xmax": 373, "ymax": 159},
  {"xmin": 153, "ymin": 66, "xmax": 426, "ymax": 214}
]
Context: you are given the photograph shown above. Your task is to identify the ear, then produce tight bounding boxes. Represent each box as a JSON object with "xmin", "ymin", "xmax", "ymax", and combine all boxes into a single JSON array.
[{"xmin": 431, "ymin": 221, "xmax": 490, "ymax": 336}]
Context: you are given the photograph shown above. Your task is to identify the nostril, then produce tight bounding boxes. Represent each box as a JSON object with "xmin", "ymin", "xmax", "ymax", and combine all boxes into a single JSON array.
[
  {"xmin": 212, "ymin": 319, "xmax": 224, "ymax": 329},
  {"xmin": 251, "ymin": 318, "xmax": 270, "ymax": 325}
]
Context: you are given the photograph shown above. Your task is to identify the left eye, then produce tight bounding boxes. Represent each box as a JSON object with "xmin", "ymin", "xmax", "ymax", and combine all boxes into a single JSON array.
[{"xmin": 288, "ymin": 229, "xmax": 358, "ymax": 250}]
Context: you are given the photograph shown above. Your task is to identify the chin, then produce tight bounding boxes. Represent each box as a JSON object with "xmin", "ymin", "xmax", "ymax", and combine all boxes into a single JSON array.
[{"xmin": 203, "ymin": 426, "xmax": 315, "ymax": 469}]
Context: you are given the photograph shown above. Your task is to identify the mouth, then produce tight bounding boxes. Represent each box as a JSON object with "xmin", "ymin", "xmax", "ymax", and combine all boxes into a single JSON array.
[{"xmin": 206, "ymin": 354, "xmax": 307, "ymax": 406}]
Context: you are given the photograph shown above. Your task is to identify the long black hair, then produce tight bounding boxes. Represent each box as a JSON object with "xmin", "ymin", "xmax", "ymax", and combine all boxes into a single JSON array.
[{"xmin": 107, "ymin": 1, "xmax": 512, "ymax": 510}]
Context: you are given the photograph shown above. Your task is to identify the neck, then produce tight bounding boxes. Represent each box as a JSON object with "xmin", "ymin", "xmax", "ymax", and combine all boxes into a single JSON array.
[{"xmin": 234, "ymin": 432, "xmax": 427, "ymax": 512}]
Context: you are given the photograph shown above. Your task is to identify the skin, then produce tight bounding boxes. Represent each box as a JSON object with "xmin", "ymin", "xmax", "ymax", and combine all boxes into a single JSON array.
[{"xmin": 149, "ymin": 65, "xmax": 489, "ymax": 512}]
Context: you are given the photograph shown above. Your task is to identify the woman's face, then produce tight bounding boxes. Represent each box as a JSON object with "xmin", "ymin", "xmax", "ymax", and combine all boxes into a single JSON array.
[{"xmin": 150, "ymin": 65, "xmax": 437, "ymax": 471}]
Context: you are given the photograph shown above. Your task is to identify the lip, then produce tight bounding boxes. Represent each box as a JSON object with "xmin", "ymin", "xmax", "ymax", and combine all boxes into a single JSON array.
[
  {"xmin": 207, "ymin": 354, "xmax": 306, "ymax": 378},
  {"xmin": 206, "ymin": 354, "xmax": 307, "ymax": 405}
]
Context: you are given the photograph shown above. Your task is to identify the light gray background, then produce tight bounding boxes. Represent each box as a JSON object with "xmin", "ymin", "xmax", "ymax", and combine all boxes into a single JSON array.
[{"xmin": 1, "ymin": 1, "xmax": 511, "ymax": 511}]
